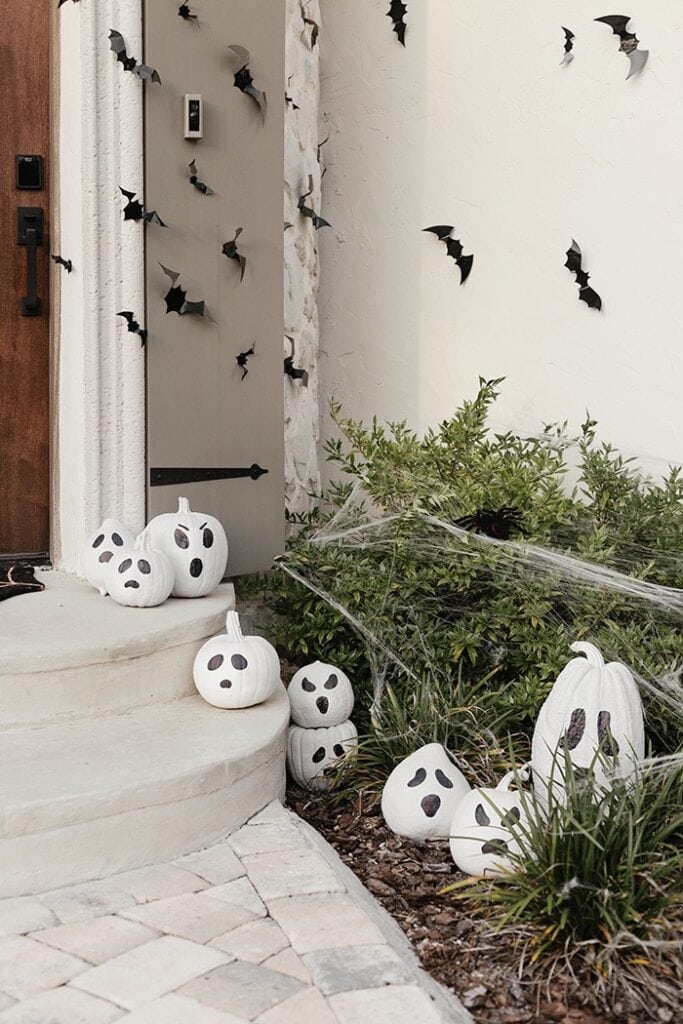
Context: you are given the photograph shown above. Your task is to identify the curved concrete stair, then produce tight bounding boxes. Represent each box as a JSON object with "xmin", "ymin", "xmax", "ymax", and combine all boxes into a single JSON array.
[
  {"xmin": 0, "ymin": 572, "xmax": 237, "ymax": 727},
  {"xmin": 0, "ymin": 692, "xmax": 289, "ymax": 898}
]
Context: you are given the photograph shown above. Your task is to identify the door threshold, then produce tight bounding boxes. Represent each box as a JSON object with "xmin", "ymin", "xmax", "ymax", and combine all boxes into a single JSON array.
[{"xmin": 0, "ymin": 553, "xmax": 51, "ymax": 567}]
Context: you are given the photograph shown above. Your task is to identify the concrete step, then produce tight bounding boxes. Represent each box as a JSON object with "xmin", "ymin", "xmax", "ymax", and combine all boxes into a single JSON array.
[
  {"xmin": 0, "ymin": 571, "xmax": 236, "ymax": 727},
  {"xmin": 0, "ymin": 693, "xmax": 289, "ymax": 898}
]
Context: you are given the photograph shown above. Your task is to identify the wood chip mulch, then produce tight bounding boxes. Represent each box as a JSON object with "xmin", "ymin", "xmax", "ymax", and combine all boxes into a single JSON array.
[{"xmin": 288, "ymin": 786, "xmax": 675, "ymax": 1024}]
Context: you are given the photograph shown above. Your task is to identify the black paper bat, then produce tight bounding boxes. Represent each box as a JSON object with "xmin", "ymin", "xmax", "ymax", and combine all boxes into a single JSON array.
[
  {"xmin": 387, "ymin": 0, "xmax": 407, "ymax": 46},
  {"xmin": 284, "ymin": 336, "xmax": 308, "ymax": 386},
  {"xmin": 561, "ymin": 27, "xmax": 575, "ymax": 65},
  {"xmin": 299, "ymin": 176, "xmax": 331, "ymax": 229},
  {"xmin": 300, "ymin": 1, "xmax": 319, "ymax": 47},
  {"xmin": 286, "ymin": 79, "xmax": 301, "ymax": 110},
  {"xmin": 159, "ymin": 264, "xmax": 211, "ymax": 318},
  {"xmin": 188, "ymin": 160, "xmax": 214, "ymax": 195},
  {"xmin": 565, "ymin": 240, "xmax": 602, "ymax": 311},
  {"xmin": 0, "ymin": 564, "xmax": 45, "ymax": 603},
  {"xmin": 317, "ymin": 134, "xmax": 330, "ymax": 180},
  {"xmin": 222, "ymin": 228, "xmax": 247, "ymax": 281},
  {"xmin": 423, "ymin": 225, "xmax": 473, "ymax": 284},
  {"xmin": 236, "ymin": 344, "xmax": 255, "ymax": 381},
  {"xmin": 117, "ymin": 310, "xmax": 147, "ymax": 346},
  {"xmin": 120, "ymin": 187, "xmax": 166, "ymax": 226},
  {"xmin": 228, "ymin": 45, "xmax": 267, "ymax": 118},
  {"xmin": 178, "ymin": 3, "xmax": 199, "ymax": 25},
  {"xmin": 58, "ymin": 0, "xmax": 79, "ymax": 7},
  {"xmin": 595, "ymin": 16, "xmax": 648, "ymax": 79},
  {"xmin": 51, "ymin": 254, "xmax": 73, "ymax": 273},
  {"xmin": 109, "ymin": 30, "xmax": 161, "ymax": 83},
  {"xmin": 455, "ymin": 507, "xmax": 524, "ymax": 541}
]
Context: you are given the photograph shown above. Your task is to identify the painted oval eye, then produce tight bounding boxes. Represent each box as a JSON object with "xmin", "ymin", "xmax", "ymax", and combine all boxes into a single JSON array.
[
  {"xmin": 565, "ymin": 708, "xmax": 586, "ymax": 750},
  {"xmin": 174, "ymin": 528, "xmax": 189, "ymax": 549},
  {"xmin": 333, "ymin": 744, "xmax": 345, "ymax": 757},
  {"xmin": 118, "ymin": 558, "xmax": 133, "ymax": 573},
  {"xmin": 203, "ymin": 528, "xmax": 214, "ymax": 549},
  {"xmin": 112, "ymin": 533, "xmax": 124, "ymax": 546},
  {"xmin": 312, "ymin": 747, "xmax": 326, "ymax": 764},
  {"xmin": 435, "ymin": 769, "xmax": 454, "ymax": 789},
  {"xmin": 231, "ymin": 654, "xmax": 248, "ymax": 670},
  {"xmin": 407, "ymin": 768, "xmax": 427, "ymax": 788},
  {"xmin": 323, "ymin": 674, "xmax": 338, "ymax": 690},
  {"xmin": 301, "ymin": 678, "xmax": 316, "ymax": 692},
  {"xmin": 597, "ymin": 710, "xmax": 620, "ymax": 757},
  {"xmin": 475, "ymin": 804, "xmax": 491, "ymax": 827},
  {"xmin": 92, "ymin": 534, "xmax": 105, "ymax": 549},
  {"xmin": 208, "ymin": 654, "xmax": 224, "ymax": 671},
  {"xmin": 501, "ymin": 807, "xmax": 521, "ymax": 828},
  {"xmin": 138, "ymin": 559, "xmax": 151, "ymax": 574}
]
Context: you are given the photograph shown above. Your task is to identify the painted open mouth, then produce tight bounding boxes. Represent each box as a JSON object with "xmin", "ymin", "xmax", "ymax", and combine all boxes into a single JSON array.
[
  {"xmin": 219, "ymin": 679, "xmax": 232, "ymax": 689},
  {"xmin": 481, "ymin": 839, "xmax": 508, "ymax": 855},
  {"xmin": 99, "ymin": 551, "xmax": 114, "ymax": 563},
  {"xmin": 190, "ymin": 557, "xmax": 203, "ymax": 578},
  {"xmin": 420, "ymin": 794, "xmax": 441, "ymax": 818},
  {"xmin": 124, "ymin": 580, "xmax": 140, "ymax": 589},
  {"xmin": 316, "ymin": 696, "xmax": 329, "ymax": 714}
]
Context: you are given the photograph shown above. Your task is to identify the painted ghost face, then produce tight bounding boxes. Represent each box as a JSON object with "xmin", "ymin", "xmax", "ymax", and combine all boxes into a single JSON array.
[
  {"xmin": 381, "ymin": 743, "xmax": 471, "ymax": 842},
  {"xmin": 288, "ymin": 661, "xmax": 355, "ymax": 727},
  {"xmin": 141, "ymin": 497, "xmax": 228, "ymax": 598},
  {"xmin": 105, "ymin": 537, "xmax": 174, "ymax": 609},
  {"xmin": 287, "ymin": 721, "xmax": 358, "ymax": 792},
  {"xmin": 449, "ymin": 773, "xmax": 528, "ymax": 877},
  {"xmin": 83, "ymin": 517, "xmax": 136, "ymax": 595}
]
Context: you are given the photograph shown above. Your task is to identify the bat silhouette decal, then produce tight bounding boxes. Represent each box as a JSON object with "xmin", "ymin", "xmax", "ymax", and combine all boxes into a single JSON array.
[
  {"xmin": 299, "ymin": 176, "xmax": 331, "ymax": 229},
  {"xmin": 387, "ymin": 0, "xmax": 407, "ymax": 46},
  {"xmin": 300, "ymin": 1, "xmax": 319, "ymax": 48},
  {"xmin": 120, "ymin": 187, "xmax": 166, "ymax": 226},
  {"xmin": 51, "ymin": 254, "xmax": 73, "ymax": 273},
  {"xmin": 109, "ymin": 30, "xmax": 161, "ymax": 83},
  {"xmin": 228, "ymin": 45, "xmax": 267, "ymax": 118},
  {"xmin": 236, "ymin": 344, "xmax": 256, "ymax": 381},
  {"xmin": 284, "ymin": 336, "xmax": 308, "ymax": 386},
  {"xmin": 188, "ymin": 161, "xmax": 214, "ymax": 195},
  {"xmin": 423, "ymin": 225, "xmax": 474, "ymax": 284},
  {"xmin": 117, "ymin": 311, "xmax": 147, "ymax": 346},
  {"xmin": 595, "ymin": 16, "xmax": 649, "ymax": 79},
  {"xmin": 222, "ymin": 228, "xmax": 247, "ymax": 282},
  {"xmin": 178, "ymin": 4, "xmax": 199, "ymax": 25},
  {"xmin": 159, "ymin": 264, "xmax": 211, "ymax": 319},
  {"xmin": 565, "ymin": 241, "xmax": 602, "ymax": 311},
  {"xmin": 561, "ymin": 27, "xmax": 575, "ymax": 65}
]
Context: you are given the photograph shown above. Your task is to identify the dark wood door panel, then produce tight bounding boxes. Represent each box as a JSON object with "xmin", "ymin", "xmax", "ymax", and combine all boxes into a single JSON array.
[{"xmin": 0, "ymin": 0, "xmax": 50, "ymax": 556}]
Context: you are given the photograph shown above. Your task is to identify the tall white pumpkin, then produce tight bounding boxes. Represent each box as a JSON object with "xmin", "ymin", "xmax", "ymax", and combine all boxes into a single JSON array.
[
  {"xmin": 193, "ymin": 610, "xmax": 280, "ymax": 709},
  {"xmin": 82, "ymin": 517, "xmax": 136, "ymax": 595},
  {"xmin": 287, "ymin": 721, "xmax": 358, "ymax": 791},
  {"xmin": 141, "ymin": 497, "xmax": 228, "ymax": 598},
  {"xmin": 531, "ymin": 641, "xmax": 645, "ymax": 805}
]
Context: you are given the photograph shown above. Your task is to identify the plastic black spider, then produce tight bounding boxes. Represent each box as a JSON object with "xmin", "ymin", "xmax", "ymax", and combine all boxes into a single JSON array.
[{"xmin": 454, "ymin": 506, "xmax": 524, "ymax": 540}]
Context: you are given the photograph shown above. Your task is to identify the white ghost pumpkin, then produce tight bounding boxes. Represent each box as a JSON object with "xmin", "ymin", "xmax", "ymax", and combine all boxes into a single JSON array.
[
  {"xmin": 82, "ymin": 517, "xmax": 136, "ymax": 595},
  {"xmin": 287, "ymin": 721, "xmax": 358, "ymax": 791},
  {"xmin": 531, "ymin": 641, "xmax": 645, "ymax": 806},
  {"xmin": 140, "ymin": 497, "xmax": 228, "ymax": 598},
  {"xmin": 193, "ymin": 610, "xmax": 280, "ymax": 709},
  {"xmin": 105, "ymin": 534, "xmax": 174, "ymax": 608},
  {"xmin": 288, "ymin": 661, "xmax": 355, "ymax": 727},
  {"xmin": 449, "ymin": 770, "xmax": 530, "ymax": 877},
  {"xmin": 381, "ymin": 743, "xmax": 470, "ymax": 842}
]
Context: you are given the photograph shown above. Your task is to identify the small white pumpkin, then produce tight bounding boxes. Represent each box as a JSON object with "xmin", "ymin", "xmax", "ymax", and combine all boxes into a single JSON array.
[
  {"xmin": 287, "ymin": 721, "xmax": 358, "ymax": 791},
  {"xmin": 193, "ymin": 610, "xmax": 280, "ymax": 709},
  {"xmin": 381, "ymin": 743, "xmax": 470, "ymax": 842},
  {"xmin": 531, "ymin": 641, "xmax": 645, "ymax": 806},
  {"xmin": 449, "ymin": 769, "xmax": 529, "ymax": 877},
  {"xmin": 288, "ymin": 661, "xmax": 355, "ymax": 727},
  {"xmin": 140, "ymin": 497, "xmax": 228, "ymax": 598},
  {"xmin": 105, "ymin": 534, "xmax": 174, "ymax": 608},
  {"xmin": 82, "ymin": 517, "xmax": 136, "ymax": 595}
]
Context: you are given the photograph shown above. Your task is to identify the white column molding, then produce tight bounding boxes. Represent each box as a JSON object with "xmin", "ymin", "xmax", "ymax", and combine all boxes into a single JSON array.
[{"xmin": 54, "ymin": 0, "xmax": 146, "ymax": 573}]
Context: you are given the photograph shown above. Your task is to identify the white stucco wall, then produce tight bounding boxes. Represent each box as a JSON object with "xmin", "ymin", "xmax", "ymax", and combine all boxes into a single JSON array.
[{"xmin": 319, "ymin": 1, "xmax": 683, "ymax": 477}]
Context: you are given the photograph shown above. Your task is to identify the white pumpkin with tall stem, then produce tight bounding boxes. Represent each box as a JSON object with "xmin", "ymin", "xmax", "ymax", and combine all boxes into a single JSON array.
[
  {"xmin": 141, "ymin": 497, "xmax": 228, "ymax": 598},
  {"xmin": 193, "ymin": 610, "xmax": 280, "ymax": 709}
]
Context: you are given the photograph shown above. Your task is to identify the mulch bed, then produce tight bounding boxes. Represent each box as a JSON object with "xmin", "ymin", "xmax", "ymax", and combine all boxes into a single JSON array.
[{"xmin": 288, "ymin": 785, "xmax": 674, "ymax": 1024}]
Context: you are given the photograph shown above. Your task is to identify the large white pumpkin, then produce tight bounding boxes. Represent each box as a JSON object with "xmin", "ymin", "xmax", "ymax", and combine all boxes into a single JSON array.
[
  {"xmin": 140, "ymin": 497, "xmax": 228, "ymax": 598},
  {"xmin": 105, "ymin": 534, "xmax": 174, "ymax": 608},
  {"xmin": 449, "ymin": 770, "xmax": 530, "ymax": 877},
  {"xmin": 531, "ymin": 641, "xmax": 645, "ymax": 805},
  {"xmin": 193, "ymin": 610, "xmax": 280, "ymax": 709},
  {"xmin": 287, "ymin": 721, "xmax": 358, "ymax": 791},
  {"xmin": 380, "ymin": 743, "xmax": 470, "ymax": 842},
  {"xmin": 82, "ymin": 517, "xmax": 136, "ymax": 595},
  {"xmin": 288, "ymin": 661, "xmax": 355, "ymax": 727}
]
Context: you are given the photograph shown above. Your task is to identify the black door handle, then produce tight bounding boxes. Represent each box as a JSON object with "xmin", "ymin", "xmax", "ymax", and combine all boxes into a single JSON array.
[{"xmin": 17, "ymin": 207, "xmax": 43, "ymax": 317}]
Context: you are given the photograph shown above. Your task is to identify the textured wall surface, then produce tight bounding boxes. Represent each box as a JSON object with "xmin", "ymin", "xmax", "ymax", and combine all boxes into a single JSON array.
[
  {"xmin": 284, "ymin": 0, "xmax": 323, "ymax": 512},
  {"xmin": 318, "ymin": 1, "xmax": 683, "ymax": 479}
]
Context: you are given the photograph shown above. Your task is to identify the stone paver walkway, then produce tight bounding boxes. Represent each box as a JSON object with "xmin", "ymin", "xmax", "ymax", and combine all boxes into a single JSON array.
[{"xmin": 0, "ymin": 803, "xmax": 470, "ymax": 1024}]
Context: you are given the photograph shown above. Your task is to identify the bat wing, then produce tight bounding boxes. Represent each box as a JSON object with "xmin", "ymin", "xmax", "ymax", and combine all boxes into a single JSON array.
[
  {"xmin": 626, "ymin": 47, "xmax": 648, "ymax": 79},
  {"xmin": 387, "ymin": 0, "xmax": 407, "ymax": 46},
  {"xmin": 117, "ymin": 311, "xmax": 134, "ymax": 326},
  {"xmin": 238, "ymin": 256, "xmax": 247, "ymax": 281},
  {"xmin": 423, "ymin": 225, "xmax": 453, "ymax": 241},
  {"xmin": 182, "ymin": 299, "xmax": 206, "ymax": 317},
  {"xmin": 134, "ymin": 63, "xmax": 161, "ymax": 83},
  {"xmin": 143, "ymin": 210, "xmax": 167, "ymax": 227},
  {"xmin": 109, "ymin": 30, "xmax": 127, "ymax": 58},
  {"xmin": 188, "ymin": 160, "xmax": 198, "ymax": 178},
  {"xmin": 228, "ymin": 44, "xmax": 251, "ymax": 63},
  {"xmin": 564, "ymin": 241, "xmax": 582, "ymax": 274},
  {"xmin": 159, "ymin": 263, "xmax": 180, "ymax": 286},
  {"xmin": 119, "ymin": 186, "xmax": 136, "ymax": 200},
  {"xmin": 580, "ymin": 285, "xmax": 602, "ymax": 311},
  {"xmin": 457, "ymin": 253, "xmax": 474, "ymax": 284},
  {"xmin": 594, "ymin": 15, "xmax": 631, "ymax": 38}
]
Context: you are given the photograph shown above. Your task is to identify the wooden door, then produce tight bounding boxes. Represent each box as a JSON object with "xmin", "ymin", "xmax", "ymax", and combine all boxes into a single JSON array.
[
  {"xmin": 0, "ymin": 1, "xmax": 50, "ymax": 559},
  {"xmin": 145, "ymin": 0, "xmax": 286, "ymax": 576}
]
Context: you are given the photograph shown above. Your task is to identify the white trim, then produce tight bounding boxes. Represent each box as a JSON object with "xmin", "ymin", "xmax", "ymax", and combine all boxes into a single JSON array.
[{"xmin": 54, "ymin": 0, "xmax": 145, "ymax": 573}]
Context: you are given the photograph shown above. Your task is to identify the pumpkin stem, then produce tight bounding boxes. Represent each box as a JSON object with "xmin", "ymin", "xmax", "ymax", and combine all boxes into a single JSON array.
[
  {"xmin": 570, "ymin": 641, "xmax": 604, "ymax": 668},
  {"xmin": 225, "ymin": 610, "xmax": 243, "ymax": 640},
  {"xmin": 177, "ymin": 496, "xmax": 191, "ymax": 515}
]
